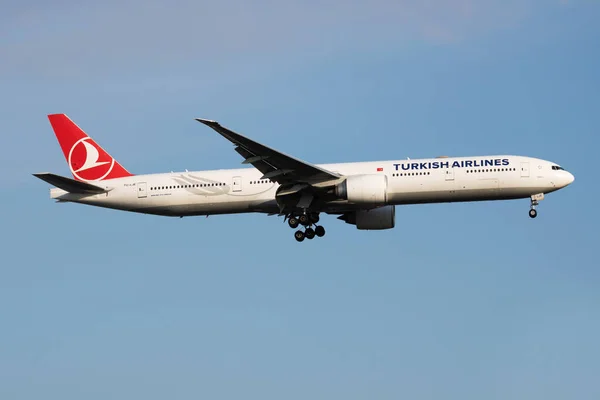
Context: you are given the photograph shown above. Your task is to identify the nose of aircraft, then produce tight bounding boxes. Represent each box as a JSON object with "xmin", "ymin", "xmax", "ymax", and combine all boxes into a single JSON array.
[
  {"xmin": 563, "ymin": 171, "xmax": 575, "ymax": 187},
  {"xmin": 567, "ymin": 171, "xmax": 575, "ymax": 184}
]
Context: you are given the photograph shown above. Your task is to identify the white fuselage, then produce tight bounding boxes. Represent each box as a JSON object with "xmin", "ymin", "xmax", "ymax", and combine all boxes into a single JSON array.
[{"xmin": 50, "ymin": 155, "xmax": 574, "ymax": 217}]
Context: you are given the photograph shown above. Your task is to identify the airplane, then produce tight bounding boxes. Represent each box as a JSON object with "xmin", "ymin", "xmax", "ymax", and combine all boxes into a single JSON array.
[{"xmin": 34, "ymin": 114, "xmax": 574, "ymax": 242}]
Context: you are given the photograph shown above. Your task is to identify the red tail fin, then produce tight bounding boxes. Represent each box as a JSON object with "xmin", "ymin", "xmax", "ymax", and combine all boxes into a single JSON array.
[{"xmin": 48, "ymin": 114, "xmax": 133, "ymax": 181}]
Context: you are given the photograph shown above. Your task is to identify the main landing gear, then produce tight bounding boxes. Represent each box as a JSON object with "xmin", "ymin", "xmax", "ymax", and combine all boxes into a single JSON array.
[
  {"xmin": 529, "ymin": 193, "xmax": 544, "ymax": 219},
  {"xmin": 288, "ymin": 212, "xmax": 325, "ymax": 242}
]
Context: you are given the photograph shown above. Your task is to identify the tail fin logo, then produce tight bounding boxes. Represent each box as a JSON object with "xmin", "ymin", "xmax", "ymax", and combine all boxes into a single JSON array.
[{"xmin": 68, "ymin": 138, "xmax": 115, "ymax": 181}]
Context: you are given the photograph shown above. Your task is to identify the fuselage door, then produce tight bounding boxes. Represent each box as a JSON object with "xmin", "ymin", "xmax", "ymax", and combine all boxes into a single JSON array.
[
  {"xmin": 137, "ymin": 182, "xmax": 147, "ymax": 198},
  {"xmin": 521, "ymin": 162, "xmax": 530, "ymax": 178},
  {"xmin": 232, "ymin": 176, "xmax": 242, "ymax": 192},
  {"xmin": 445, "ymin": 168, "xmax": 455, "ymax": 181}
]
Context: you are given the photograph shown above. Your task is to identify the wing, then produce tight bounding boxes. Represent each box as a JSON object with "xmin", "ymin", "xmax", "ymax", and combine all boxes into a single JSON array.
[{"xmin": 195, "ymin": 119, "xmax": 341, "ymax": 185}]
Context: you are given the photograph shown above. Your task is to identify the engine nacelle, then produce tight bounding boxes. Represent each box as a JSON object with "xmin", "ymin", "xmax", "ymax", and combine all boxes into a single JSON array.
[
  {"xmin": 335, "ymin": 174, "xmax": 388, "ymax": 205},
  {"xmin": 339, "ymin": 205, "xmax": 396, "ymax": 230}
]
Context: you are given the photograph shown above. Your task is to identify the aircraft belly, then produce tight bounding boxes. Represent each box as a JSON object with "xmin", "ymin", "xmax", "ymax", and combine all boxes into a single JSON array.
[
  {"xmin": 388, "ymin": 182, "xmax": 552, "ymax": 205},
  {"xmin": 127, "ymin": 190, "xmax": 279, "ymax": 216}
]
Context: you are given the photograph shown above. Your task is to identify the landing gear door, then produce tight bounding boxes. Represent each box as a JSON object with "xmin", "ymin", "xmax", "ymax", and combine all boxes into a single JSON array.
[
  {"xmin": 232, "ymin": 176, "xmax": 242, "ymax": 192},
  {"xmin": 137, "ymin": 182, "xmax": 147, "ymax": 198},
  {"xmin": 521, "ymin": 162, "xmax": 530, "ymax": 178}
]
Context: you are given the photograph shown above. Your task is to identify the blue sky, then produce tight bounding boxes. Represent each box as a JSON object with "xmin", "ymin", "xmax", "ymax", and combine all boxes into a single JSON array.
[{"xmin": 1, "ymin": 1, "xmax": 599, "ymax": 399}]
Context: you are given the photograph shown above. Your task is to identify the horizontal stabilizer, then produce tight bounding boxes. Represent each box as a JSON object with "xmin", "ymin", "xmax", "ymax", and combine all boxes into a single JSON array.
[{"xmin": 33, "ymin": 173, "xmax": 109, "ymax": 194}]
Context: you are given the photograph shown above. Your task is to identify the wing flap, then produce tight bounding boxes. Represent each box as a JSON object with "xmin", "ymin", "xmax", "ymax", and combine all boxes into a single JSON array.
[{"xmin": 33, "ymin": 173, "xmax": 109, "ymax": 194}]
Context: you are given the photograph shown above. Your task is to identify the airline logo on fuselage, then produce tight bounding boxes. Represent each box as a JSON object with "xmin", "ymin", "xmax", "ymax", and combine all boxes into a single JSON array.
[{"xmin": 394, "ymin": 158, "xmax": 510, "ymax": 171}]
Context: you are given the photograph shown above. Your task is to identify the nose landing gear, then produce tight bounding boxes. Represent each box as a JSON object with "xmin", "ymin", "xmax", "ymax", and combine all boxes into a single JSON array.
[{"xmin": 529, "ymin": 193, "xmax": 544, "ymax": 219}]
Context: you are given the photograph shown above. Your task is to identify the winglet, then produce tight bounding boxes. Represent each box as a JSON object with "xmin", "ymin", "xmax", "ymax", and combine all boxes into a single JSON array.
[{"xmin": 195, "ymin": 118, "xmax": 219, "ymax": 127}]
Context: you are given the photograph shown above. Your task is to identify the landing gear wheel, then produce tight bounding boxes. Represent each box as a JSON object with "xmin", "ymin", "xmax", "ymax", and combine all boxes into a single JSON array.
[
  {"xmin": 288, "ymin": 217, "xmax": 300, "ymax": 229},
  {"xmin": 529, "ymin": 195, "xmax": 542, "ymax": 220},
  {"xmin": 529, "ymin": 209, "xmax": 537, "ymax": 219},
  {"xmin": 309, "ymin": 213, "xmax": 320, "ymax": 224},
  {"xmin": 294, "ymin": 230, "xmax": 305, "ymax": 242},
  {"xmin": 299, "ymin": 214, "xmax": 310, "ymax": 226},
  {"xmin": 305, "ymin": 227, "xmax": 315, "ymax": 240},
  {"xmin": 315, "ymin": 225, "xmax": 325, "ymax": 237}
]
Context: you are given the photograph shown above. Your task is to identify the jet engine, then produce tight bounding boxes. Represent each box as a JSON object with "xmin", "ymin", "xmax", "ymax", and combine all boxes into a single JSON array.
[
  {"xmin": 338, "ymin": 205, "xmax": 395, "ymax": 230},
  {"xmin": 335, "ymin": 174, "xmax": 388, "ymax": 205}
]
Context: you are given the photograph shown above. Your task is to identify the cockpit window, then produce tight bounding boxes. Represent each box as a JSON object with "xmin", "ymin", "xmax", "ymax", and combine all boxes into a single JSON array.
[{"xmin": 552, "ymin": 165, "xmax": 565, "ymax": 171}]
